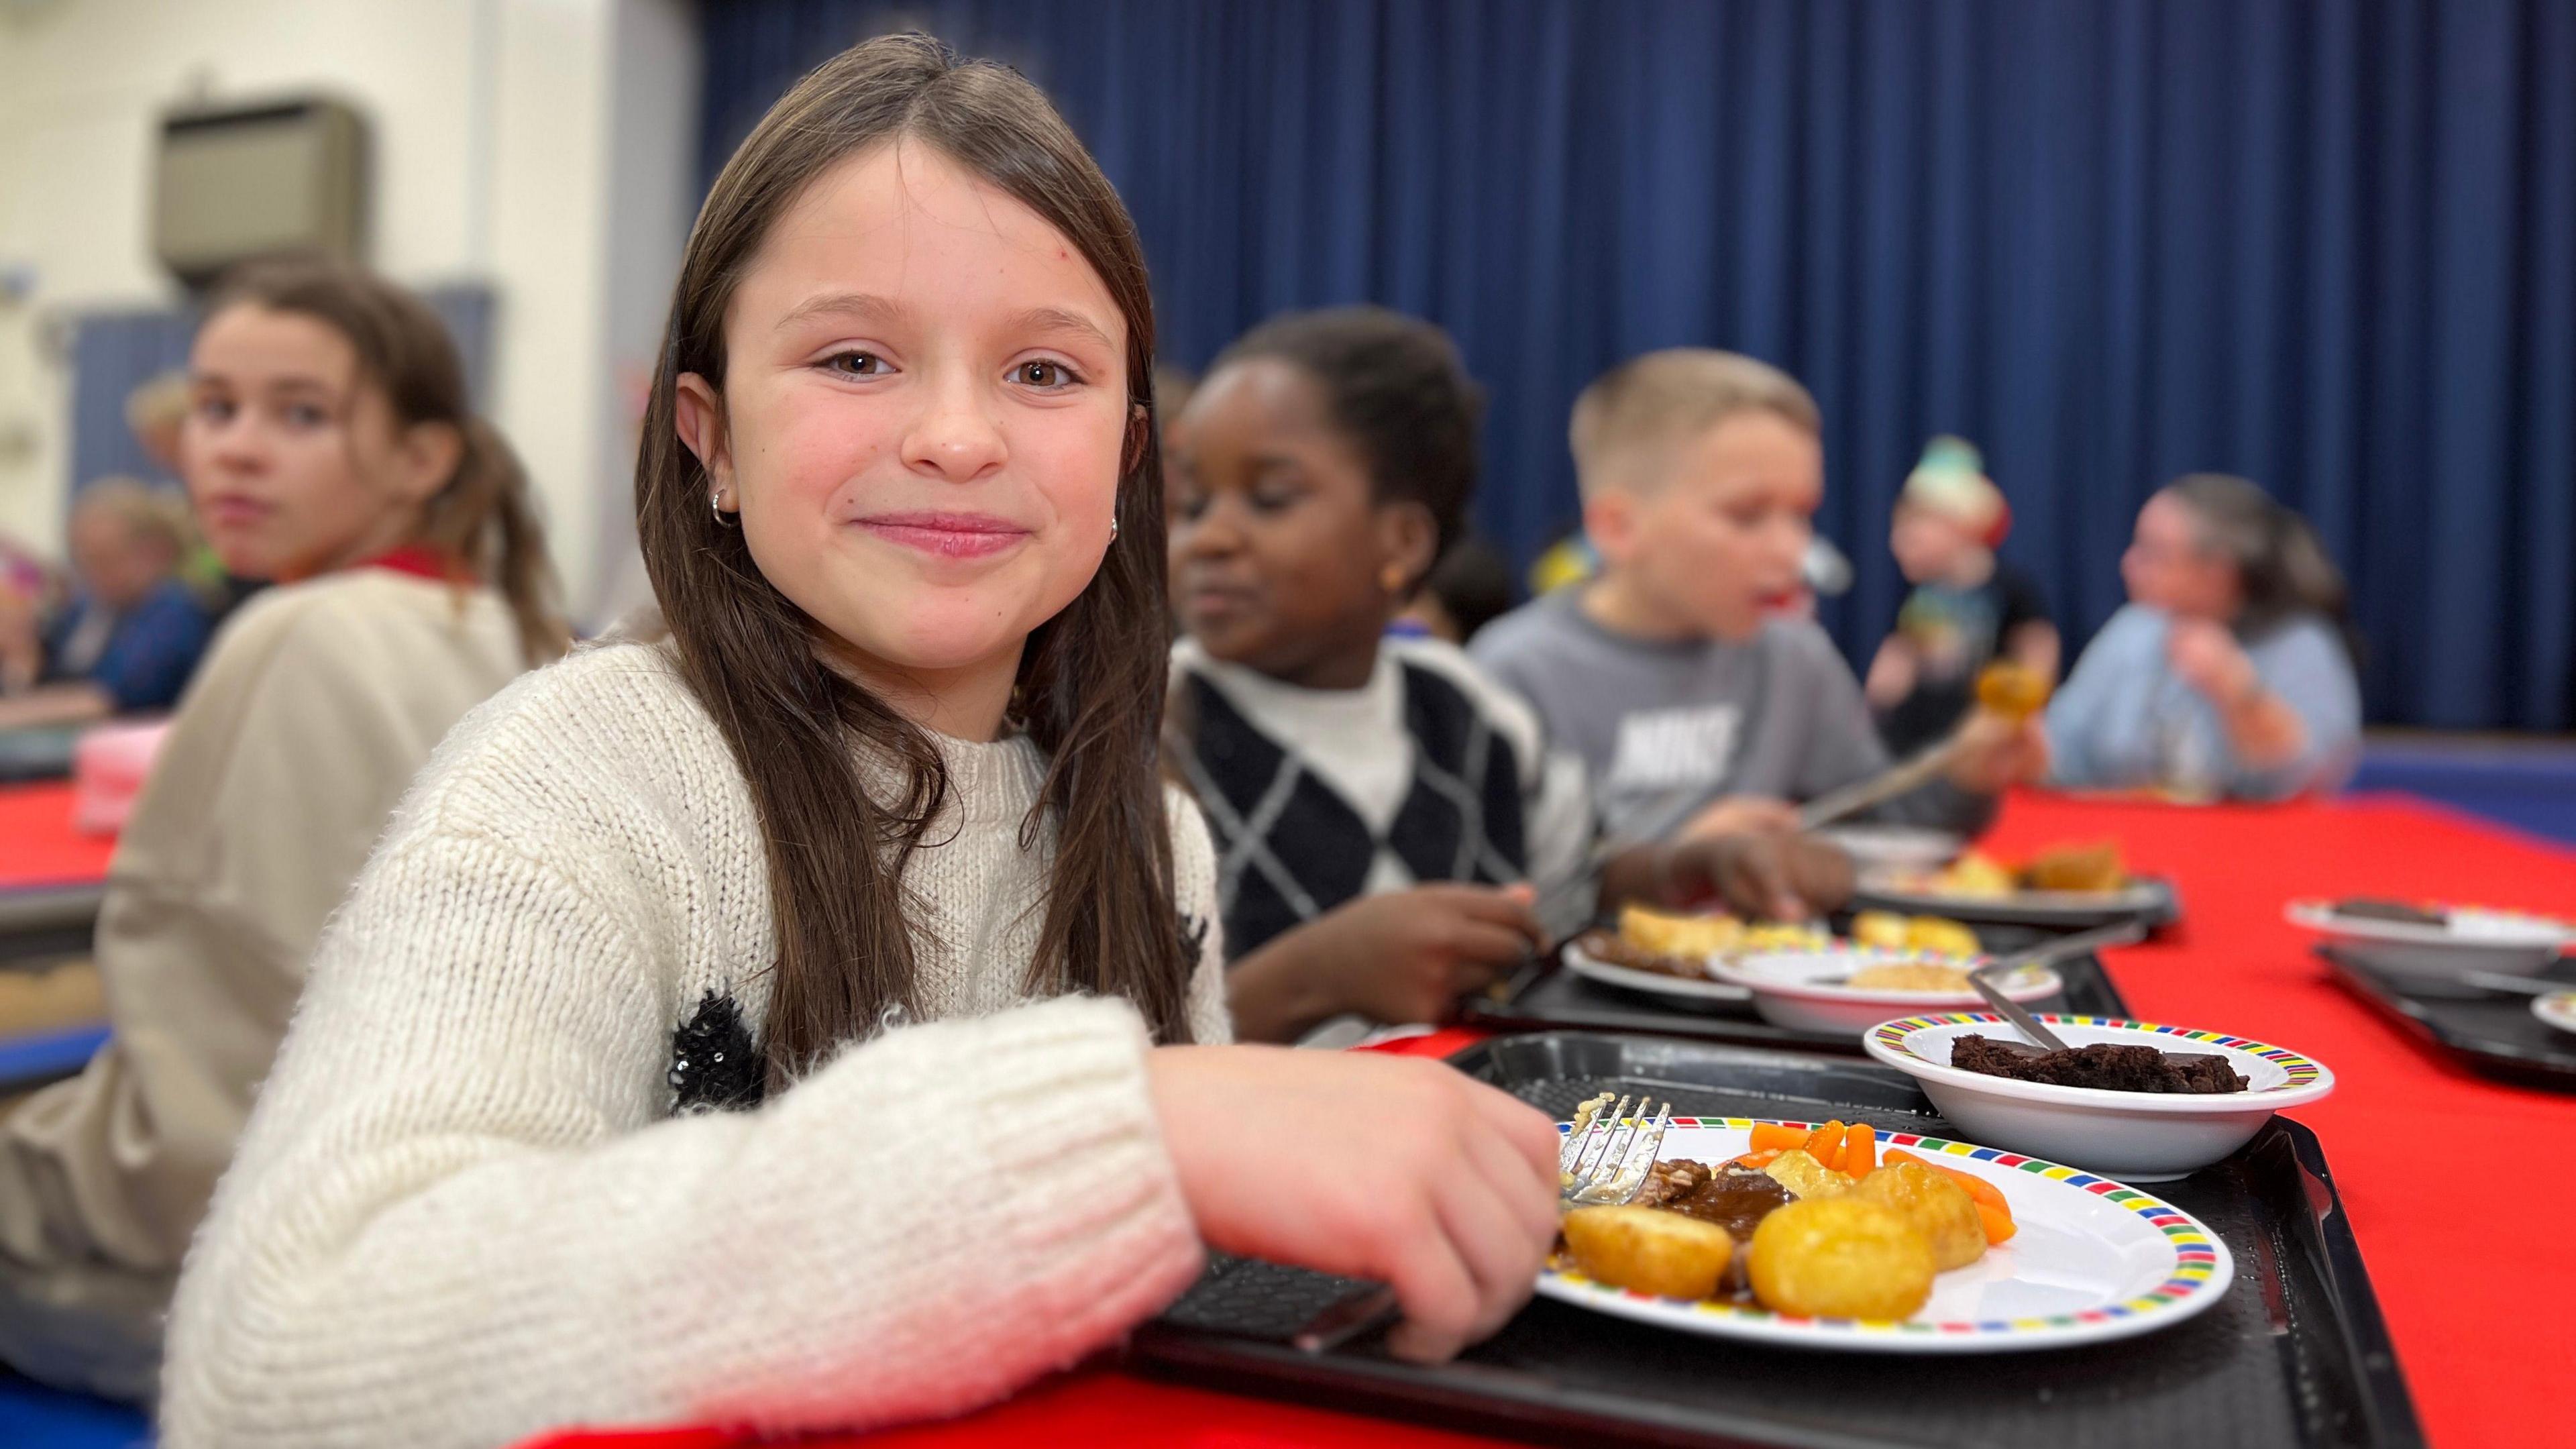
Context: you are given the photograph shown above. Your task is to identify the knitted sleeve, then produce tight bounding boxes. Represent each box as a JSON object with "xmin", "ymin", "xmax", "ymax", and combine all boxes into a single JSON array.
[
  {"xmin": 160, "ymin": 826, "xmax": 1204, "ymax": 1449},
  {"xmin": 1166, "ymin": 784, "xmax": 1232, "ymax": 1046}
]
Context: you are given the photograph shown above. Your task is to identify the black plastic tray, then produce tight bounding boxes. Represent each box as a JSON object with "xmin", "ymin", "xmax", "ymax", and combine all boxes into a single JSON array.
[
  {"xmin": 2320, "ymin": 944, "xmax": 2576, "ymax": 1093},
  {"xmin": 1460, "ymin": 926, "xmax": 2129, "ymax": 1055},
  {"xmin": 1133, "ymin": 1032, "xmax": 2419, "ymax": 1449},
  {"xmin": 1849, "ymin": 874, "xmax": 2183, "ymax": 933}
]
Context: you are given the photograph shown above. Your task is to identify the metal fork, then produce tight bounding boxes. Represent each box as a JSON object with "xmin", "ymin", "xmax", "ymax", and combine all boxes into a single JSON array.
[{"xmin": 1559, "ymin": 1095, "xmax": 1673, "ymax": 1208}]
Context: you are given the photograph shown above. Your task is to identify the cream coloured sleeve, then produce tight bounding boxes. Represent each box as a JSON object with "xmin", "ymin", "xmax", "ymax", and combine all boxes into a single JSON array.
[
  {"xmin": 1167, "ymin": 784, "xmax": 1232, "ymax": 1046},
  {"xmin": 161, "ymin": 828, "xmax": 1203, "ymax": 1449}
]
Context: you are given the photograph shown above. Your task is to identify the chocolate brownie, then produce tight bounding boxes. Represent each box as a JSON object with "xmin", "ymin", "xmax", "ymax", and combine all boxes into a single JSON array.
[{"xmin": 1948, "ymin": 1034, "xmax": 2248, "ymax": 1093}]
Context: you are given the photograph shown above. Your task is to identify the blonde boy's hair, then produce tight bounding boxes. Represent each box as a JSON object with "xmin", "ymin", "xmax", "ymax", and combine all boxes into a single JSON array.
[
  {"xmin": 1569, "ymin": 348, "xmax": 1819, "ymax": 498},
  {"xmin": 72, "ymin": 476, "xmax": 196, "ymax": 557}
]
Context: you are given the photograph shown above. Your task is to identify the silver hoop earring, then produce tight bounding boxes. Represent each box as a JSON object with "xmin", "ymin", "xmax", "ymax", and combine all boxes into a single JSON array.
[
  {"xmin": 710, "ymin": 490, "xmax": 737, "ymax": 528},
  {"xmin": 1109, "ymin": 515, "xmax": 1120, "ymax": 541}
]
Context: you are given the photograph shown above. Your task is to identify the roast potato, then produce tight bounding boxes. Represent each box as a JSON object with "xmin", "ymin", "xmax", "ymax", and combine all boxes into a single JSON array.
[
  {"xmin": 1762, "ymin": 1148, "xmax": 1856, "ymax": 1202},
  {"xmin": 1560, "ymin": 1205, "xmax": 1737, "ymax": 1300},
  {"xmin": 1747, "ymin": 1197, "xmax": 1935, "ymax": 1320},
  {"xmin": 1854, "ymin": 1161, "xmax": 1986, "ymax": 1271}
]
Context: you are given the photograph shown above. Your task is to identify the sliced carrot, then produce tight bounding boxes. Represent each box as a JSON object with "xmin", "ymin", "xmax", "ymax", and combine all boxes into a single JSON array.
[
  {"xmin": 1749, "ymin": 1123, "xmax": 1808, "ymax": 1155},
  {"xmin": 1801, "ymin": 1120, "xmax": 1848, "ymax": 1171},
  {"xmin": 1729, "ymin": 1148, "xmax": 1785, "ymax": 1169},
  {"xmin": 1976, "ymin": 1202, "xmax": 2018, "ymax": 1245},
  {"xmin": 1843, "ymin": 1123, "xmax": 1876, "ymax": 1177}
]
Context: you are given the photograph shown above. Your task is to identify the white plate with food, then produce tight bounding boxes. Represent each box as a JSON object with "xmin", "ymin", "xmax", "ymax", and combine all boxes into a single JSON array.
[
  {"xmin": 1543, "ymin": 1115, "xmax": 2234, "ymax": 1352},
  {"xmin": 1559, "ymin": 908, "xmax": 1835, "ymax": 1007},
  {"xmin": 1711, "ymin": 948, "xmax": 2061, "ymax": 1034},
  {"xmin": 1561, "ymin": 935, "xmax": 1750, "ymax": 1005},
  {"xmin": 2285, "ymin": 898, "xmax": 2575, "ymax": 983},
  {"xmin": 1864, "ymin": 1015, "xmax": 2335, "ymax": 1181},
  {"xmin": 1855, "ymin": 843, "xmax": 2177, "ymax": 928},
  {"xmin": 1814, "ymin": 824, "xmax": 1964, "ymax": 873},
  {"xmin": 2534, "ymin": 991, "xmax": 2576, "ymax": 1037}
]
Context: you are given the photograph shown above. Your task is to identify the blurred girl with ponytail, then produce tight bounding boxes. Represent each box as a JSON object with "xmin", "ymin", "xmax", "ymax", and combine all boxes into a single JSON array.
[
  {"xmin": 0, "ymin": 256, "xmax": 564, "ymax": 1401},
  {"xmin": 2046, "ymin": 473, "xmax": 2361, "ymax": 800}
]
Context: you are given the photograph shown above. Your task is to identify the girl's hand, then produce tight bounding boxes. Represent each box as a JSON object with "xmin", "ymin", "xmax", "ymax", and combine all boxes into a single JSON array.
[
  {"xmin": 1657, "ymin": 833, "xmax": 1856, "ymax": 921},
  {"xmin": 1310, "ymin": 883, "xmax": 1545, "ymax": 1024},
  {"xmin": 1148, "ymin": 1044, "xmax": 1562, "ymax": 1362},
  {"xmin": 2167, "ymin": 619, "xmax": 2259, "ymax": 706},
  {"xmin": 1677, "ymin": 794, "xmax": 1798, "ymax": 843}
]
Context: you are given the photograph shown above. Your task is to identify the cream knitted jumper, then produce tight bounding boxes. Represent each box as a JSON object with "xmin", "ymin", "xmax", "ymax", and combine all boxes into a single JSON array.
[{"xmin": 160, "ymin": 641, "xmax": 1229, "ymax": 1448}]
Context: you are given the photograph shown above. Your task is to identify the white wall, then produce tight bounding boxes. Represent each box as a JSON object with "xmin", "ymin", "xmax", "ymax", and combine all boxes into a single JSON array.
[{"xmin": 0, "ymin": 0, "xmax": 698, "ymax": 620}]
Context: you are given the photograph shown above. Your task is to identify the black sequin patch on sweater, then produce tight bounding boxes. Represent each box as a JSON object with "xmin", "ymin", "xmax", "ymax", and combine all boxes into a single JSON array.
[{"xmin": 669, "ymin": 990, "xmax": 764, "ymax": 1114}]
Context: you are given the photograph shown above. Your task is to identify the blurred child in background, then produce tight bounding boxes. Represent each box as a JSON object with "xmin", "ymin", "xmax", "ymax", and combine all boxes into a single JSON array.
[
  {"xmin": 2047, "ymin": 474, "xmax": 2360, "ymax": 800},
  {"xmin": 1473, "ymin": 349, "xmax": 2038, "ymax": 846},
  {"xmin": 1169, "ymin": 311, "xmax": 1851, "ymax": 1045},
  {"xmin": 0, "ymin": 478, "xmax": 215, "ymax": 728},
  {"xmin": 0, "ymin": 258, "xmax": 564, "ymax": 1401},
  {"xmin": 1864, "ymin": 437, "xmax": 2059, "ymax": 757}
]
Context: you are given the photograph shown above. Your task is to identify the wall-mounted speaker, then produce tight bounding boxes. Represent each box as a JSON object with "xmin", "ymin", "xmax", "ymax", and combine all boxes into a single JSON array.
[{"xmin": 153, "ymin": 97, "xmax": 368, "ymax": 289}]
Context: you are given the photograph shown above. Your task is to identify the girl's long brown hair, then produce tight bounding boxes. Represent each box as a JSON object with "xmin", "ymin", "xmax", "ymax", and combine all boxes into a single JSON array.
[
  {"xmin": 207, "ymin": 258, "xmax": 570, "ymax": 664},
  {"xmin": 637, "ymin": 34, "xmax": 1194, "ymax": 1084}
]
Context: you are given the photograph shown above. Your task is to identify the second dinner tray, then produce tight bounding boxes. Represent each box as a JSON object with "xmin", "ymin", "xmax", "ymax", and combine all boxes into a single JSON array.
[
  {"xmin": 1461, "ymin": 927, "xmax": 2130, "ymax": 1053},
  {"xmin": 2320, "ymin": 945, "xmax": 2576, "ymax": 1093},
  {"xmin": 1134, "ymin": 1032, "xmax": 2418, "ymax": 1449}
]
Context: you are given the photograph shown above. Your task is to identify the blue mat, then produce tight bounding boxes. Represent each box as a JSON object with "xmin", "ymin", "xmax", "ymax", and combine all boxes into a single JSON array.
[
  {"xmin": 0, "ymin": 1024, "xmax": 108, "ymax": 1093},
  {"xmin": 0, "ymin": 1372, "xmax": 150, "ymax": 1446},
  {"xmin": 2353, "ymin": 739, "xmax": 2576, "ymax": 849}
]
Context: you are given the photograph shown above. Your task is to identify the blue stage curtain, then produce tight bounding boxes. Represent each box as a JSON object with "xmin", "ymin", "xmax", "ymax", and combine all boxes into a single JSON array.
[{"xmin": 700, "ymin": 0, "xmax": 2576, "ymax": 730}]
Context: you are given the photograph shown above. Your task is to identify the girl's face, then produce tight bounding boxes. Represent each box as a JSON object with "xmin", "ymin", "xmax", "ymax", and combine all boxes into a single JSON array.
[
  {"xmin": 677, "ymin": 143, "xmax": 1128, "ymax": 717},
  {"xmin": 1589, "ymin": 410, "xmax": 1821, "ymax": 642},
  {"xmin": 1168, "ymin": 357, "xmax": 1433, "ymax": 688},
  {"xmin": 2123, "ymin": 492, "xmax": 2239, "ymax": 620},
  {"xmin": 181, "ymin": 305, "xmax": 455, "ymax": 582}
]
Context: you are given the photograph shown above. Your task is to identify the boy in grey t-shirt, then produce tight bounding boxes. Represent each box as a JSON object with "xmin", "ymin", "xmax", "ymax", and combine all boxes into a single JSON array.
[{"xmin": 1472, "ymin": 350, "xmax": 2037, "ymax": 845}]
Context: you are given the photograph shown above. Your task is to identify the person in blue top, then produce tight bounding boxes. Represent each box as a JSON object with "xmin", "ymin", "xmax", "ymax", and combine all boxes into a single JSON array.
[
  {"xmin": 2045, "ymin": 474, "xmax": 2362, "ymax": 800},
  {"xmin": 0, "ymin": 479, "xmax": 216, "ymax": 729}
]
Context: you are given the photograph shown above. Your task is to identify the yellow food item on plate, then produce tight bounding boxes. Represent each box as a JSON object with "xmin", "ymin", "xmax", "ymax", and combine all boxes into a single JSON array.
[
  {"xmin": 1851, "ymin": 910, "xmax": 1912, "ymax": 951},
  {"xmin": 2023, "ymin": 841, "xmax": 2127, "ymax": 892},
  {"xmin": 1747, "ymin": 1197, "xmax": 1935, "ymax": 1320},
  {"xmin": 1560, "ymin": 1204, "xmax": 1737, "ymax": 1299},
  {"xmin": 1903, "ymin": 916, "xmax": 1981, "ymax": 958},
  {"xmin": 1617, "ymin": 904, "xmax": 1746, "ymax": 959},
  {"xmin": 1762, "ymin": 1148, "xmax": 1856, "ymax": 1202},
  {"xmin": 1854, "ymin": 1161, "xmax": 1986, "ymax": 1271},
  {"xmin": 1933, "ymin": 851, "xmax": 2016, "ymax": 899},
  {"xmin": 1844, "ymin": 961, "xmax": 1974, "ymax": 993}
]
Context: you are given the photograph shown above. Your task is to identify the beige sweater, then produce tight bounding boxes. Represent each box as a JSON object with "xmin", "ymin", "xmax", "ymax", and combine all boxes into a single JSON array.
[
  {"xmin": 160, "ymin": 641, "xmax": 1229, "ymax": 1448},
  {"xmin": 0, "ymin": 569, "xmax": 527, "ymax": 1401}
]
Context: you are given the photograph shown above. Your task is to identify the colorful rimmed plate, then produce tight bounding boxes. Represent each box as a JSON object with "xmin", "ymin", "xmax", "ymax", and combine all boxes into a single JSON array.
[
  {"xmin": 2534, "ymin": 991, "xmax": 2576, "ymax": 1038},
  {"xmin": 1560, "ymin": 937, "xmax": 1750, "ymax": 1006},
  {"xmin": 1539, "ymin": 1118, "xmax": 2235, "ymax": 1352},
  {"xmin": 1864, "ymin": 1014, "xmax": 2334, "ymax": 1180}
]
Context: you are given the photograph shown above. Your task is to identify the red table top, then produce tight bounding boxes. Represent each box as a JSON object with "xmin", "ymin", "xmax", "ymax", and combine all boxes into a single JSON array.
[
  {"xmin": 41, "ymin": 784, "xmax": 2538, "ymax": 1449},
  {"xmin": 0, "ymin": 782, "xmax": 113, "ymax": 890}
]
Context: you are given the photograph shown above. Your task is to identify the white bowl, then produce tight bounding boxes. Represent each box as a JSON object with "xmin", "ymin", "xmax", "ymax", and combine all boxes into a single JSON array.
[
  {"xmin": 2285, "ymin": 900, "xmax": 2574, "ymax": 985},
  {"xmin": 1814, "ymin": 824, "xmax": 1964, "ymax": 873},
  {"xmin": 1864, "ymin": 1014, "xmax": 2336, "ymax": 1181},
  {"xmin": 2534, "ymin": 991, "xmax": 2576, "ymax": 1038},
  {"xmin": 1713, "ymin": 947, "xmax": 2059, "ymax": 1035}
]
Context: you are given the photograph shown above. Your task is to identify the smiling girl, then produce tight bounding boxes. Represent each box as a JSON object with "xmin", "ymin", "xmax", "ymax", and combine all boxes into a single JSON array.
[{"xmin": 162, "ymin": 37, "xmax": 1560, "ymax": 1446}]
